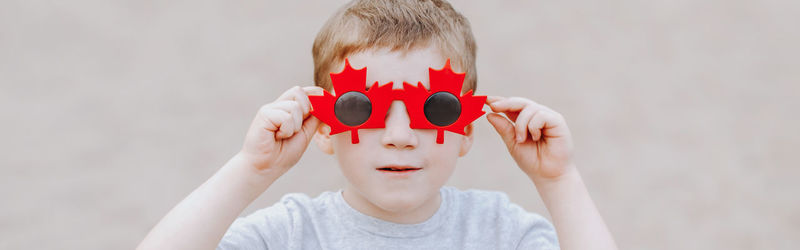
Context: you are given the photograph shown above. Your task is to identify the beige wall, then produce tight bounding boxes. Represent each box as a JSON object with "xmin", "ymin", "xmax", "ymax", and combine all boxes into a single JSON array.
[{"xmin": 1, "ymin": 0, "xmax": 798, "ymax": 249}]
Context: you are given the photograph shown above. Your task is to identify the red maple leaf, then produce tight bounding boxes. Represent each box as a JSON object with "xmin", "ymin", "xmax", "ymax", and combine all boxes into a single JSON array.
[
  {"xmin": 401, "ymin": 59, "xmax": 487, "ymax": 144},
  {"xmin": 308, "ymin": 59, "xmax": 394, "ymax": 143}
]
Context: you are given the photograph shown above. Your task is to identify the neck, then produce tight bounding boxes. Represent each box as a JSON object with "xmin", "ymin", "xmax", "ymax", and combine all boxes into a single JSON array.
[{"xmin": 341, "ymin": 185, "xmax": 442, "ymax": 224}]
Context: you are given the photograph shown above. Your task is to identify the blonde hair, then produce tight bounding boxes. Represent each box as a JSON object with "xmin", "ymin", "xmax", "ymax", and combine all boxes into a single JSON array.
[{"xmin": 312, "ymin": 0, "xmax": 477, "ymax": 92}]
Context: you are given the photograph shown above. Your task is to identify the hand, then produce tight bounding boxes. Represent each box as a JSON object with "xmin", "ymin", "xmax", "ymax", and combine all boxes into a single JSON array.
[
  {"xmin": 485, "ymin": 96, "xmax": 575, "ymax": 180},
  {"xmin": 238, "ymin": 86, "xmax": 324, "ymax": 174}
]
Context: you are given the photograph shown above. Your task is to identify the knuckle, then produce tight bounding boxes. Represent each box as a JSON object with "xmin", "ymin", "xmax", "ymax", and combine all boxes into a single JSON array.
[
  {"xmin": 271, "ymin": 109, "xmax": 287, "ymax": 119},
  {"xmin": 258, "ymin": 104, "xmax": 274, "ymax": 114},
  {"xmin": 547, "ymin": 110, "xmax": 561, "ymax": 119},
  {"xmin": 289, "ymin": 101, "xmax": 301, "ymax": 110},
  {"xmin": 282, "ymin": 111, "xmax": 294, "ymax": 120},
  {"xmin": 292, "ymin": 86, "xmax": 304, "ymax": 95},
  {"xmin": 511, "ymin": 96, "xmax": 533, "ymax": 104},
  {"xmin": 542, "ymin": 111, "xmax": 556, "ymax": 121},
  {"xmin": 522, "ymin": 106, "xmax": 536, "ymax": 115},
  {"xmin": 554, "ymin": 112, "xmax": 565, "ymax": 120}
]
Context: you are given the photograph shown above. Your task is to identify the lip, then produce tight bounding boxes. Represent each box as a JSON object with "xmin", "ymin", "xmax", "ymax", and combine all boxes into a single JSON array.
[{"xmin": 376, "ymin": 165, "xmax": 422, "ymax": 177}]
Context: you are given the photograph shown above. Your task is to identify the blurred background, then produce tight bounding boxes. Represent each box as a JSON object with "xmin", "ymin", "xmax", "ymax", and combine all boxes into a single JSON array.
[{"xmin": 1, "ymin": 0, "xmax": 798, "ymax": 249}]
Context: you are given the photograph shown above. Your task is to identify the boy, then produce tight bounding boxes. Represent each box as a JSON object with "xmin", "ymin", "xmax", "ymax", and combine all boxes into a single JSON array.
[{"xmin": 138, "ymin": 0, "xmax": 616, "ymax": 249}]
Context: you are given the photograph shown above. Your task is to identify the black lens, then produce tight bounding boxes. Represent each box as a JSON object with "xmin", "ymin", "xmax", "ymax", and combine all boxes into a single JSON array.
[
  {"xmin": 335, "ymin": 91, "xmax": 372, "ymax": 126},
  {"xmin": 424, "ymin": 92, "xmax": 461, "ymax": 126}
]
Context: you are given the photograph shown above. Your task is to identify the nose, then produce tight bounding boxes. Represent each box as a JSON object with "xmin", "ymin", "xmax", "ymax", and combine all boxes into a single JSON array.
[{"xmin": 381, "ymin": 100, "xmax": 419, "ymax": 150}]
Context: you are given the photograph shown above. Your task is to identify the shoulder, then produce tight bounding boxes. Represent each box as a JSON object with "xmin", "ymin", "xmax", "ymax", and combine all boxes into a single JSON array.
[
  {"xmin": 444, "ymin": 186, "xmax": 512, "ymax": 205},
  {"xmin": 446, "ymin": 186, "xmax": 547, "ymax": 218},
  {"xmin": 444, "ymin": 186, "xmax": 530, "ymax": 217},
  {"xmin": 218, "ymin": 191, "xmax": 339, "ymax": 250},
  {"xmin": 251, "ymin": 190, "xmax": 338, "ymax": 215},
  {"xmin": 241, "ymin": 190, "xmax": 339, "ymax": 227},
  {"xmin": 442, "ymin": 186, "xmax": 559, "ymax": 249}
]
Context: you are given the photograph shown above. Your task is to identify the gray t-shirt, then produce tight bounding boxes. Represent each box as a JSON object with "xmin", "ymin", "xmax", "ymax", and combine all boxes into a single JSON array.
[{"xmin": 218, "ymin": 186, "xmax": 559, "ymax": 250}]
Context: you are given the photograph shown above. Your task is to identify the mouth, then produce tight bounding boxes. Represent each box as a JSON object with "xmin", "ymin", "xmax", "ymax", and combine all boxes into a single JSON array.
[{"xmin": 376, "ymin": 165, "xmax": 422, "ymax": 173}]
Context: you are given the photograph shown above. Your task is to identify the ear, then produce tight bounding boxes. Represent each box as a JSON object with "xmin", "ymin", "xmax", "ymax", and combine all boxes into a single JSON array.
[
  {"xmin": 314, "ymin": 124, "xmax": 335, "ymax": 155},
  {"xmin": 458, "ymin": 123, "xmax": 474, "ymax": 157}
]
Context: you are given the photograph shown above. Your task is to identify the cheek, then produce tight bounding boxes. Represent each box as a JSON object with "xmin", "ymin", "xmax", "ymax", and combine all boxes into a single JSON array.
[
  {"xmin": 332, "ymin": 135, "xmax": 363, "ymax": 164},
  {"xmin": 330, "ymin": 130, "xmax": 383, "ymax": 167},
  {"xmin": 418, "ymin": 132, "xmax": 463, "ymax": 168},
  {"xmin": 332, "ymin": 139, "xmax": 371, "ymax": 185}
]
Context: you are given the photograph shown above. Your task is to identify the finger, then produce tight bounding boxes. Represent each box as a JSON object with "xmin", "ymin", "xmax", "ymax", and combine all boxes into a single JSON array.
[
  {"xmin": 490, "ymin": 96, "xmax": 556, "ymax": 113},
  {"xmin": 486, "ymin": 95, "xmax": 505, "ymax": 104},
  {"xmin": 487, "ymin": 97, "xmax": 529, "ymax": 113},
  {"xmin": 486, "ymin": 112, "xmax": 516, "ymax": 149},
  {"xmin": 486, "ymin": 100, "xmax": 519, "ymax": 121},
  {"xmin": 529, "ymin": 111, "xmax": 566, "ymax": 141},
  {"xmin": 528, "ymin": 112, "xmax": 546, "ymax": 141},
  {"xmin": 281, "ymin": 86, "xmax": 325, "ymax": 119},
  {"xmin": 271, "ymin": 101, "xmax": 303, "ymax": 134},
  {"xmin": 277, "ymin": 86, "xmax": 310, "ymax": 116},
  {"xmin": 290, "ymin": 103, "xmax": 303, "ymax": 134},
  {"xmin": 487, "ymin": 97, "xmax": 532, "ymax": 121},
  {"xmin": 303, "ymin": 86, "xmax": 324, "ymax": 96},
  {"xmin": 261, "ymin": 107, "xmax": 292, "ymax": 135},
  {"xmin": 300, "ymin": 115, "xmax": 321, "ymax": 143},
  {"xmin": 264, "ymin": 104, "xmax": 296, "ymax": 139},
  {"xmin": 302, "ymin": 86, "xmax": 325, "ymax": 117},
  {"xmin": 277, "ymin": 86, "xmax": 299, "ymax": 101},
  {"xmin": 514, "ymin": 107, "xmax": 537, "ymax": 143},
  {"xmin": 524, "ymin": 98, "xmax": 557, "ymax": 114},
  {"xmin": 290, "ymin": 86, "xmax": 311, "ymax": 116},
  {"xmin": 276, "ymin": 114, "xmax": 295, "ymax": 139}
]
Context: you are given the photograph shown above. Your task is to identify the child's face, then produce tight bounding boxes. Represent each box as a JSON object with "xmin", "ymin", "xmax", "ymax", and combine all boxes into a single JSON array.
[{"xmin": 315, "ymin": 46, "xmax": 474, "ymax": 213}]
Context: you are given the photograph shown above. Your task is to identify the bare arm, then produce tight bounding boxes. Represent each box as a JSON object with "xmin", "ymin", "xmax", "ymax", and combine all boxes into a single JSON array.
[
  {"xmin": 531, "ymin": 168, "xmax": 616, "ymax": 250},
  {"xmin": 486, "ymin": 96, "xmax": 617, "ymax": 250},
  {"xmin": 136, "ymin": 154, "xmax": 280, "ymax": 249},
  {"xmin": 137, "ymin": 86, "xmax": 323, "ymax": 250}
]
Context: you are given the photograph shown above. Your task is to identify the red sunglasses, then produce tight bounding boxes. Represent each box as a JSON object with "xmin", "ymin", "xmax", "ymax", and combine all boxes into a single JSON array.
[{"xmin": 308, "ymin": 58, "xmax": 486, "ymax": 144}]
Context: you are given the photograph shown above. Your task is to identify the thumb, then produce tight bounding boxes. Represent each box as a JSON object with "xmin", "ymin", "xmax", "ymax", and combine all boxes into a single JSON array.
[
  {"xmin": 486, "ymin": 113, "xmax": 516, "ymax": 149},
  {"xmin": 300, "ymin": 116, "xmax": 322, "ymax": 143}
]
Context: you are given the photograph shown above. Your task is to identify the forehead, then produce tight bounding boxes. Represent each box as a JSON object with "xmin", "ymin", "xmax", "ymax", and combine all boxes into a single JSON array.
[{"xmin": 344, "ymin": 47, "xmax": 448, "ymax": 89}]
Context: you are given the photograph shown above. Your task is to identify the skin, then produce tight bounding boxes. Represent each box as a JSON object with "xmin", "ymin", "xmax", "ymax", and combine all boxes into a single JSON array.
[
  {"xmin": 314, "ymin": 47, "xmax": 471, "ymax": 224},
  {"xmin": 137, "ymin": 46, "xmax": 617, "ymax": 250}
]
